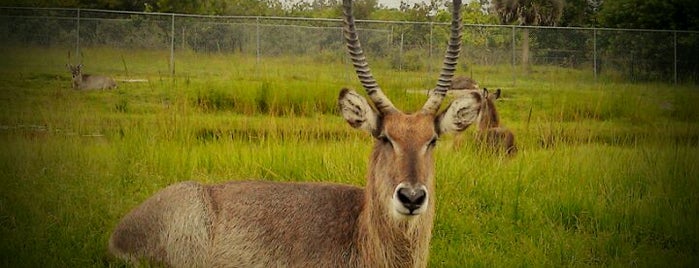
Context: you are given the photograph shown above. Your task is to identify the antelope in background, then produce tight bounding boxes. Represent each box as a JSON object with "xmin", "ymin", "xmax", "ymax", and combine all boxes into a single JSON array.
[
  {"xmin": 450, "ymin": 76, "xmax": 479, "ymax": 90},
  {"xmin": 426, "ymin": 75, "xmax": 478, "ymax": 96},
  {"xmin": 476, "ymin": 88, "xmax": 517, "ymax": 155},
  {"xmin": 66, "ymin": 64, "xmax": 117, "ymax": 90},
  {"xmin": 108, "ymin": 0, "xmax": 482, "ymax": 267}
]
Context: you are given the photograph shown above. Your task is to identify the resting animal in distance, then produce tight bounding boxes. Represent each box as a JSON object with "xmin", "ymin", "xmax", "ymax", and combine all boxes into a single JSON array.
[
  {"xmin": 108, "ymin": 0, "xmax": 481, "ymax": 267},
  {"xmin": 66, "ymin": 64, "xmax": 117, "ymax": 90},
  {"xmin": 427, "ymin": 76, "xmax": 478, "ymax": 95},
  {"xmin": 476, "ymin": 88, "xmax": 517, "ymax": 156},
  {"xmin": 450, "ymin": 76, "xmax": 479, "ymax": 90}
]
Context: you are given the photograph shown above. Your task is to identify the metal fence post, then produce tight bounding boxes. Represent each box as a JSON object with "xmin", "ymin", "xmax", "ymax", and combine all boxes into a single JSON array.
[
  {"xmin": 256, "ymin": 16, "xmax": 260, "ymax": 63},
  {"xmin": 399, "ymin": 30, "xmax": 404, "ymax": 71},
  {"xmin": 674, "ymin": 31, "xmax": 677, "ymax": 84},
  {"xmin": 593, "ymin": 28, "xmax": 597, "ymax": 81},
  {"xmin": 389, "ymin": 26, "xmax": 393, "ymax": 49},
  {"xmin": 512, "ymin": 25, "xmax": 516, "ymax": 86},
  {"xmin": 429, "ymin": 22, "xmax": 433, "ymax": 73},
  {"xmin": 170, "ymin": 13, "xmax": 175, "ymax": 76},
  {"xmin": 75, "ymin": 8, "xmax": 80, "ymax": 61}
]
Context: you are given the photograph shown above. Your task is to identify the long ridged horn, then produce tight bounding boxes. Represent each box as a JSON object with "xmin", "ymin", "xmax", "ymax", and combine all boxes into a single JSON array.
[
  {"xmin": 342, "ymin": 0, "xmax": 398, "ymax": 114},
  {"xmin": 422, "ymin": 0, "xmax": 463, "ymax": 114}
]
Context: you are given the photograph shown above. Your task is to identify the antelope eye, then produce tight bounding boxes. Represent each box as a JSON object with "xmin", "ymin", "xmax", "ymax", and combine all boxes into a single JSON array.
[
  {"xmin": 428, "ymin": 137, "xmax": 438, "ymax": 148},
  {"xmin": 377, "ymin": 134, "xmax": 393, "ymax": 147},
  {"xmin": 379, "ymin": 135, "xmax": 390, "ymax": 144}
]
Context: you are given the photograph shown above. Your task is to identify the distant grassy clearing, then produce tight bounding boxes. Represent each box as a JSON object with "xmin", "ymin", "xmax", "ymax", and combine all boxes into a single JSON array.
[{"xmin": 0, "ymin": 47, "xmax": 698, "ymax": 267}]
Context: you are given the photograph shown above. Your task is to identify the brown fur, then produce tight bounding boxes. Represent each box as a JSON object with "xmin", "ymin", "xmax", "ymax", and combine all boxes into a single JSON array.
[
  {"xmin": 476, "ymin": 88, "xmax": 517, "ymax": 155},
  {"xmin": 110, "ymin": 0, "xmax": 478, "ymax": 266},
  {"xmin": 109, "ymin": 90, "xmax": 482, "ymax": 267},
  {"xmin": 356, "ymin": 113, "xmax": 438, "ymax": 267}
]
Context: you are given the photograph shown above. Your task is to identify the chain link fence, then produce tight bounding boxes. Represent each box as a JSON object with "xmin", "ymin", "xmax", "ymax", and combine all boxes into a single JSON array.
[{"xmin": 1, "ymin": 7, "xmax": 698, "ymax": 84}]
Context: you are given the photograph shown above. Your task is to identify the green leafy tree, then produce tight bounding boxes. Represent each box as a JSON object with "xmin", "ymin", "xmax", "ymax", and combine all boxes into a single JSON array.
[
  {"xmin": 353, "ymin": 0, "xmax": 379, "ymax": 19},
  {"xmin": 369, "ymin": 8, "xmax": 408, "ymax": 21},
  {"xmin": 460, "ymin": 0, "xmax": 501, "ymax": 67},
  {"xmin": 598, "ymin": 0, "xmax": 699, "ymax": 31},
  {"xmin": 596, "ymin": 0, "xmax": 699, "ymax": 82},
  {"xmin": 210, "ymin": 0, "xmax": 282, "ymax": 15},
  {"xmin": 491, "ymin": 0, "xmax": 564, "ymax": 69},
  {"xmin": 559, "ymin": 0, "xmax": 599, "ymax": 27},
  {"xmin": 154, "ymin": 0, "xmax": 200, "ymax": 13},
  {"xmin": 286, "ymin": 0, "xmax": 340, "ymax": 18},
  {"xmin": 462, "ymin": 0, "xmax": 498, "ymax": 25}
]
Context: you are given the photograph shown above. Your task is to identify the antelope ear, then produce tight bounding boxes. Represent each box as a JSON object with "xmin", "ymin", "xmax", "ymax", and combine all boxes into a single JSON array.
[
  {"xmin": 436, "ymin": 91, "xmax": 482, "ymax": 134},
  {"xmin": 494, "ymin": 88, "xmax": 501, "ymax": 99},
  {"xmin": 338, "ymin": 88, "xmax": 379, "ymax": 134}
]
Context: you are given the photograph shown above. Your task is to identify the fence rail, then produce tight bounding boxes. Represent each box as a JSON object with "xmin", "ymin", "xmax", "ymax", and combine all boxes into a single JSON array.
[{"xmin": 1, "ymin": 7, "xmax": 698, "ymax": 84}]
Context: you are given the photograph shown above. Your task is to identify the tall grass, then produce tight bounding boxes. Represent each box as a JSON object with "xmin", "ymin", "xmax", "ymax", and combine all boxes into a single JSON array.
[{"xmin": 0, "ymin": 47, "xmax": 698, "ymax": 267}]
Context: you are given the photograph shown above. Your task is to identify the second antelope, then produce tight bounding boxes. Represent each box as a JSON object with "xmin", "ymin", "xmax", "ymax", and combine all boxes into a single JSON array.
[
  {"xmin": 108, "ymin": 0, "xmax": 480, "ymax": 267},
  {"xmin": 66, "ymin": 64, "xmax": 117, "ymax": 90},
  {"xmin": 476, "ymin": 88, "xmax": 517, "ymax": 155},
  {"xmin": 450, "ymin": 76, "xmax": 480, "ymax": 90}
]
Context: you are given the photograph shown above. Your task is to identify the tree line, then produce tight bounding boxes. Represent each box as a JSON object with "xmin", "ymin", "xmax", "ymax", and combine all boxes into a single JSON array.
[
  {"xmin": 3, "ymin": 0, "xmax": 696, "ymax": 82},
  {"xmin": 4, "ymin": 0, "xmax": 698, "ymax": 31}
]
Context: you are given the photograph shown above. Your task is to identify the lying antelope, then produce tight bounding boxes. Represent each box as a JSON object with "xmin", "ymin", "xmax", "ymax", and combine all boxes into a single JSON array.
[
  {"xmin": 426, "ymin": 76, "xmax": 478, "ymax": 95},
  {"xmin": 450, "ymin": 76, "xmax": 479, "ymax": 90},
  {"xmin": 476, "ymin": 88, "xmax": 517, "ymax": 155},
  {"xmin": 109, "ymin": 0, "xmax": 480, "ymax": 267},
  {"xmin": 66, "ymin": 64, "xmax": 117, "ymax": 90}
]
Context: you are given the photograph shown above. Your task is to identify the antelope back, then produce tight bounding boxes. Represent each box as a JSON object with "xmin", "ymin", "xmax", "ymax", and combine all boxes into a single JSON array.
[{"xmin": 479, "ymin": 127, "xmax": 517, "ymax": 156}]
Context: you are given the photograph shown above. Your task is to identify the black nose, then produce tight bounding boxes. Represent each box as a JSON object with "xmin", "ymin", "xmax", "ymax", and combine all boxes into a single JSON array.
[{"xmin": 397, "ymin": 187, "xmax": 426, "ymax": 213}]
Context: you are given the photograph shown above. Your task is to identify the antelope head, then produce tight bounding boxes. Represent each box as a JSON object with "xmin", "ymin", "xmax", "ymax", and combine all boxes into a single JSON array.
[
  {"xmin": 66, "ymin": 63, "xmax": 83, "ymax": 79},
  {"xmin": 477, "ymin": 88, "xmax": 502, "ymax": 130},
  {"xmin": 338, "ymin": 0, "xmax": 481, "ymax": 219},
  {"xmin": 66, "ymin": 63, "xmax": 84, "ymax": 89}
]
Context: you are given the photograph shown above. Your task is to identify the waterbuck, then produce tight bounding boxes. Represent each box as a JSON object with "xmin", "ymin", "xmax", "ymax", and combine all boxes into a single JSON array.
[
  {"xmin": 109, "ymin": 0, "xmax": 480, "ymax": 267},
  {"xmin": 66, "ymin": 64, "xmax": 117, "ymax": 90},
  {"xmin": 476, "ymin": 88, "xmax": 517, "ymax": 155},
  {"xmin": 450, "ymin": 76, "xmax": 479, "ymax": 90}
]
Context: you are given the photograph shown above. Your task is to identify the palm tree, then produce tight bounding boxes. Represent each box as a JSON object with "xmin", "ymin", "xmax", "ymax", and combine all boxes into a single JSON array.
[{"xmin": 491, "ymin": 0, "xmax": 564, "ymax": 70}]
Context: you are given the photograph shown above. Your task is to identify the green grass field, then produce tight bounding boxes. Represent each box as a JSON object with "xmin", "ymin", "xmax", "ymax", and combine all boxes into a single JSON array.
[{"xmin": 1, "ymin": 47, "xmax": 698, "ymax": 267}]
